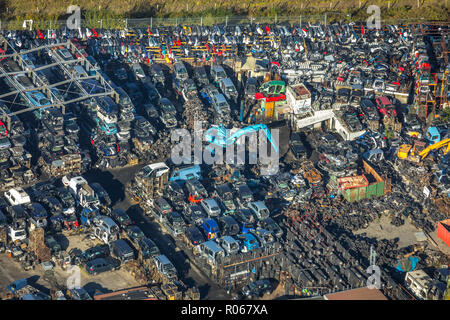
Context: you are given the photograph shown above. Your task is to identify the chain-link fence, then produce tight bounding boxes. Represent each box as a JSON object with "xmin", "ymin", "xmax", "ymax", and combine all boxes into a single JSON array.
[{"xmin": 0, "ymin": 15, "xmax": 446, "ymax": 31}]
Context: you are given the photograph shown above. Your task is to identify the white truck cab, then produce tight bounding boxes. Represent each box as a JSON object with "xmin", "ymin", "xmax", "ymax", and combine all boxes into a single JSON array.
[
  {"xmin": 68, "ymin": 176, "xmax": 99, "ymax": 207},
  {"xmin": 218, "ymin": 236, "xmax": 240, "ymax": 255},
  {"xmin": 8, "ymin": 223, "xmax": 27, "ymax": 242},
  {"xmin": 92, "ymin": 216, "xmax": 119, "ymax": 244},
  {"xmin": 4, "ymin": 188, "xmax": 31, "ymax": 206}
]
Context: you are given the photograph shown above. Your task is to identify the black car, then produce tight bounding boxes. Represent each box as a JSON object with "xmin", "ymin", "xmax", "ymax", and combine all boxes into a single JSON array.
[
  {"xmin": 54, "ymin": 188, "xmax": 76, "ymax": 212},
  {"xmin": 234, "ymin": 182, "xmax": 253, "ymax": 205},
  {"xmin": 193, "ymin": 66, "xmax": 209, "ymax": 86},
  {"xmin": 136, "ymin": 237, "xmax": 160, "ymax": 259},
  {"xmin": 245, "ymin": 77, "xmax": 258, "ymax": 98},
  {"xmin": 86, "ymin": 257, "xmax": 120, "ymax": 275},
  {"xmin": 110, "ymin": 208, "xmax": 133, "ymax": 229},
  {"xmin": 154, "ymin": 197, "xmax": 173, "ymax": 215},
  {"xmin": 40, "ymin": 197, "xmax": 63, "ymax": 216},
  {"xmin": 234, "ymin": 208, "xmax": 256, "ymax": 232},
  {"xmin": 184, "ymin": 225, "xmax": 205, "ymax": 246},
  {"xmin": 110, "ymin": 239, "xmax": 135, "ymax": 263},
  {"xmin": 142, "ymin": 81, "xmax": 161, "ymax": 104},
  {"xmin": 114, "ymin": 67, "xmax": 128, "ymax": 82},
  {"xmin": 184, "ymin": 204, "xmax": 207, "ymax": 225},
  {"xmin": 185, "ymin": 179, "xmax": 208, "ymax": 198},
  {"xmin": 149, "ymin": 64, "xmax": 165, "ymax": 84},
  {"xmin": 214, "ymin": 184, "xmax": 236, "ymax": 212},
  {"xmin": 45, "ymin": 235, "xmax": 62, "ymax": 255},
  {"xmin": 63, "ymin": 112, "xmax": 80, "ymax": 135},
  {"xmin": 290, "ymin": 132, "xmax": 307, "ymax": 160},
  {"xmin": 81, "ymin": 244, "xmax": 110, "ymax": 263},
  {"xmin": 360, "ymin": 99, "xmax": 380, "ymax": 121},
  {"xmin": 259, "ymin": 217, "xmax": 283, "ymax": 238},
  {"xmin": 165, "ymin": 211, "xmax": 185, "ymax": 237},
  {"xmin": 134, "ymin": 116, "xmax": 157, "ymax": 137},
  {"xmin": 90, "ymin": 183, "xmax": 111, "ymax": 207},
  {"xmin": 241, "ymin": 279, "xmax": 273, "ymax": 299},
  {"xmin": 165, "ymin": 181, "xmax": 185, "ymax": 203},
  {"xmin": 142, "ymin": 103, "xmax": 159, "ymax": 122},
  {"xmin": 125, "ymin": 225, "xmax": 146, "ymax": 244},
  {"xmin": 218, "ymin": 216, "xmax": 240, "ymax": 237}
]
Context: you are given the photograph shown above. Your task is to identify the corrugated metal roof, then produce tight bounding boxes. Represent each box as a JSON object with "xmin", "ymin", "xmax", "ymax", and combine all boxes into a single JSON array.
[{"xmin": 324, "ymin": 287, "xmax": 387, "ymax": 300}]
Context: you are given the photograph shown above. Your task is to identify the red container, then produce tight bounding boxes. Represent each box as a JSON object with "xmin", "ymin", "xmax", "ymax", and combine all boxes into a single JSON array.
[{"xmin": 437, "ymin": 219, "xmax": 450, "ymax": 247}]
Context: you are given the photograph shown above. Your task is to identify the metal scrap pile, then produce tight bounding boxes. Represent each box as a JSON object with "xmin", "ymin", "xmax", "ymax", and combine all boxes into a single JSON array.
[{"xmin": 28, "ymin": 227, "xmax": 51, "ymax": 262}]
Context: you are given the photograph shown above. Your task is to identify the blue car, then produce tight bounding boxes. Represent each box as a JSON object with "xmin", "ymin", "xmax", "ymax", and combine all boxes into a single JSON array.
[
  {"xmin": 238, "ymin": 233, "xmax": 259, "ymax": 252},
  {"xmin": 26, "ymin": 91, "xmax": 52, "ymax": 119},
  {"xmin": 96, "ymin": 118, "xmax": 117, "ymax": 135},
  {"xmin": 202, "ymin": 218, "xmax": 220, "ymax": 240}
]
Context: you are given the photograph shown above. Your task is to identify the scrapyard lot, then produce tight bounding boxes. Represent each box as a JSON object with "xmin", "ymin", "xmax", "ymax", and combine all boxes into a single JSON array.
[{"xmin": 0, "ymin": 21, "xmax": 449, "ymax": 300}]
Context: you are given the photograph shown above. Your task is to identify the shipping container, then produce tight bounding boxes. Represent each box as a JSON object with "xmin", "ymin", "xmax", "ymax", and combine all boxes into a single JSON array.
[
  {"xmin": 437, "ymin": 219, "xmax": 450, "ymax": 247},
  {"xmin": 338, "ymin": 161, "xmax": 387, "ymax": 202}
]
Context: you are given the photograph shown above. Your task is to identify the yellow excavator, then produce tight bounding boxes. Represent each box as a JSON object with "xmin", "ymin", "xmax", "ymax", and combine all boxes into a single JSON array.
[
  {"xmin": 397, "ymin": 138, "xmax": 450, "ymax": 162},
  {"xmin": 418, "ymin": 138, "xmax": 450, "ymax": 160},
  {"xmin": 397, "ymin": 140, "xmax": 427, "ymax": 162}
]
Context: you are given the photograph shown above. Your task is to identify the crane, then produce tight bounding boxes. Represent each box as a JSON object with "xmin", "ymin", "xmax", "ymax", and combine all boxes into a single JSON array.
[
  {"xmin": 418, "ymin": 138, "xmax": 450, "ymax": 160},
  {"xmin": 205, "ymin": 124, "xmax": 278, "ymax": 153}
]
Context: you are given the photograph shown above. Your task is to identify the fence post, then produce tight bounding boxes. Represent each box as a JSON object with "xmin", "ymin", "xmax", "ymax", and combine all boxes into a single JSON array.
[
  {"xmin": 150, "ymin": 17, "xmax": 152, "ymax": 29},
  {"xmin": 226, "ymin": 16, "xmax": 228, "ymax": 27},
  {"xmin": 200, "ymin": 17, "xmax": 203, "ymax": 27},
  {"xmin": 324, "ymin": 13, "xmax": 327, "ymax": 28},
  {"xmin": 125, "ymin": 19, "xmax": 128, "ymax": 29},
  {"xmin": 275, "ymin": 14, "xmax": 277, "ymax": 24}
]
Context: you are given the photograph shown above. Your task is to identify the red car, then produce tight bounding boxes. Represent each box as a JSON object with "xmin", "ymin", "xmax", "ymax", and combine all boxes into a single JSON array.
[
  {"xmin": 376, "ymin": 96, "xmax": 396, "ymax": 118},
  {"xmin": 0, "ymin": 121, "xmax": 8, "ymax": 138}
]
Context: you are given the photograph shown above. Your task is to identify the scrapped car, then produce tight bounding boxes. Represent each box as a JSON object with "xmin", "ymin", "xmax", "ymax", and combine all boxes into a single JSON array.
[
  {"xmin": 184, "ymin": 225, "xmax": 205, "ymax": 246},
  {"xmin": 86, "ymin": 257, "xmax": 120, "ymax": 275}
]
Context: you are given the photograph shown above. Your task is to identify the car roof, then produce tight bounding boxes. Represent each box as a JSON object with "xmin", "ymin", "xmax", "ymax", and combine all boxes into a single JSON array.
[
  {"xmin": 250, "ymin": 201, "xmax": 267, "ymax": 210},
  {"xmin": 213, "ymin": 94, "xmax": 227, "ymax": 103},
  {"xmin": 212, "ymin": 65, "xmax": 225, "ymax": 72},
  {"xmin": 155, "ymin": 254, "xmax": 172, "ymax": 265},
  {"xmin": 204, "ymin": 218, "xmax": 218, "ymax": 227},
  {"xmin": 220, "ymin": 78, "xmax": 234, "ymax": 86},
  {"xmin": 221, "ymin": 235, "xmax": 237, "ymax": 243},
  {"xmin": 202, "ymin": 240, "xmax": 224, "ymax": 253},
  {"xmin": 203, "ymin": 198, "xmax": 218, "ymax": 206}
]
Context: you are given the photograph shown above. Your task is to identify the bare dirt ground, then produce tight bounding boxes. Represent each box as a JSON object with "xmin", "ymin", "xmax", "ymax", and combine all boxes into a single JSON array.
[
  {"xmin": 354, "ymin": 213, "xmax": 421, "ymax": 248},
  {"xmin": 0, "ymin": 232, "xmax": 140, "ymax": 296}
]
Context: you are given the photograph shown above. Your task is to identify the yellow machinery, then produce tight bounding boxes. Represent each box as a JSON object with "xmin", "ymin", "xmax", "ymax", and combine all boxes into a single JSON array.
[
  {"xmin": 397, "ymin": 140, "xmax": 427, "ymax": 162},
  {"xmin": 398, "ymin": 138, "xmax": 450, "ymax": 162},
  {"xmin": 418, "ymin": 138, "xmax": 450, "ymax": 160}
]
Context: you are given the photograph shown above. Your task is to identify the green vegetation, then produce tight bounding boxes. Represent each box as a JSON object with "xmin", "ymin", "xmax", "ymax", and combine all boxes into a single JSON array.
[{"xmin": 0, "ymin": 0, "xmax": 447, "ymax": 28}]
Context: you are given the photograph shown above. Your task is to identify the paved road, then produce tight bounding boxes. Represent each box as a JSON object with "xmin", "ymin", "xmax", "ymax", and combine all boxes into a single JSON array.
[{"xmin": 84, "ymin": 165, "xmax": 230, "ymax": 300}]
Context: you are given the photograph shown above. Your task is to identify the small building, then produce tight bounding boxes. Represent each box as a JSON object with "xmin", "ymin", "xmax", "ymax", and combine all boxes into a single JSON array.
[{"xmin": 286, "ymin": 83, "xmax": 312, "ymax": 115}]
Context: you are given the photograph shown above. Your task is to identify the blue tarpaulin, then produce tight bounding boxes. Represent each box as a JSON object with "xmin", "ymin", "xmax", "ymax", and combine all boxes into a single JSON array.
[{"xmin": 395, "ymin": 257, "xmax": 419, "ymax": 272}]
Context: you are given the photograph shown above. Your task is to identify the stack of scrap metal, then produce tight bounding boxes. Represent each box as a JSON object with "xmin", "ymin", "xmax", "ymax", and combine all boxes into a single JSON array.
[
  {"xmin": 182, "ymin": 95, "xmax": 208, "ymax": 130},
  {"xmin": 161, "ymin": 282, "xmax": 182, "ymax": 300},
  {"xmin": 28, "ymin": 228, "xmax": 51, "ymax": 262}
]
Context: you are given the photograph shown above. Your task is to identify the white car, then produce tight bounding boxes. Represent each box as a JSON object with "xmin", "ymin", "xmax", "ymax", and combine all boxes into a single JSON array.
[
  {"xmin": 247, "ymin": 201, "xmax": 270, "ymax": 220},
  {"xmin": 4, "ymin": 188, "xmax": 31, "ymax": 206},
  {"xmin": 201, "ymin": 199, "xmax": 221, "ymax": 217}
]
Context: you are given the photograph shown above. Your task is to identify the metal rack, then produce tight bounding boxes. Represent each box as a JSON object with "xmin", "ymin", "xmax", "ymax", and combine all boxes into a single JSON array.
[{"xmin": 0, "ymin": 36, "xmax": 119, "ymax": 130}]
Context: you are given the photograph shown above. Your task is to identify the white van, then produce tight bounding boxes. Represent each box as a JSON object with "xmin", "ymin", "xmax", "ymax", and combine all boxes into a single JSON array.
[{"xmin": 5, "ymin": 188, "xmax": 31, "ymax": 206}]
